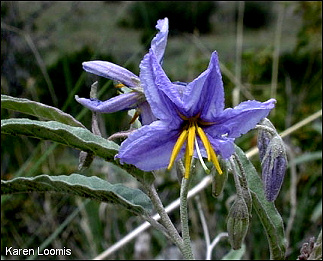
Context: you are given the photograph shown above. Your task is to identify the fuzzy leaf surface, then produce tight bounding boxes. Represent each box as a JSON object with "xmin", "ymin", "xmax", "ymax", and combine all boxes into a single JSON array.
[
  {"xmin": 1, "ymin": 118, "xmax": 119, "ymax": 161},
  {"xmin": 1, "ymin": 174, "xmax": 152, "ymax": 215},
  {"xmin": 1, "ymin": 95, "xmax": 85, "ymax": 128}
]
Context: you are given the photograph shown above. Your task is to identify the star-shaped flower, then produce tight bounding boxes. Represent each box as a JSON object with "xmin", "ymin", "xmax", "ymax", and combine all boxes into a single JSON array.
[
  {"xmin": 116, "ymin": 49, "xmax": 276, "ymax": 178},
  {"xmin": 75, "ymin": 18, "xmax": 169, "ymax": 125}
]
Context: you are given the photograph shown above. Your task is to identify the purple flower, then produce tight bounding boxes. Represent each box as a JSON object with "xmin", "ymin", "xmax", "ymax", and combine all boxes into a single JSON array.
[
  {"xmin": 116, "ymin": 49, "xmax": 276, "ymax": 178},
  {"xmin": 75, "ymin": 18, "xmax": 169, "ymax": 125}
]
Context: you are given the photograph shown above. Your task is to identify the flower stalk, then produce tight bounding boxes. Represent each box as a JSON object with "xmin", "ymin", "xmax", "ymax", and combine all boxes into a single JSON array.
[
  {"xmin": 142, "ymin": 182, "xmax": 185, "ymax": 254},
  {"xmin": 180, "ymin": 170, "xmax": 194, "ymax": 259}
]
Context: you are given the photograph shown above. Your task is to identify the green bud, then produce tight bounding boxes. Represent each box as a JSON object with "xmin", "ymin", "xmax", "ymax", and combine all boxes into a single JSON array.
[
  {"xmin": 211, "ymin": 158, "xmax": 228, "ymax": 198},
  {"xmin": 240, "ymin": 186, "xmax": 252, "ymax": 217},
  {"xmin": 227, "ymin": 197, "xmax": 250, "ymax": 250}
]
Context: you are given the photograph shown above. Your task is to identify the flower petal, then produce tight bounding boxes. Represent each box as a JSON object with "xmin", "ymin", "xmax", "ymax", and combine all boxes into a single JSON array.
[
  {"xmin": 138, "ymin": 101, "xmax": 157, "ymax": 125},
  {"xmin": 82, "ymin": 61, "xmax": 140, "ymax": 88},
  {"xmin": 148, "ymin": 51, "xmax": 185, "ymax": 109},
  {"xmin": 75, "ymin": 92, "xmax": 143, "ymax": 113},
  {"xmin": 151, "ymin": 18, "xmax": 169, "ymax": 64},
  {"xmin": 207, "ymin": 99, "xmax": 276, "ymax": 138},
  {"xmin": 263, "ymin": 155, "xmax": 287, "ymax": 201},
  {"xmin": 140, "ymin": 51, "xmax": 183, "ymax": 124},
  {"xmin": 116, "ymin": 121, "xmax": 182, "ymax": 171},
  {"xmin": 182, "ymin": 51, "xmax": 225, "ymax": 119},
  {"xmin": 261, "ymin": 136, "xmax": 287, "ymax": 201},
  {"xmin": 207, "ymin": 135, "xmax": 236, "ymax": 159}
]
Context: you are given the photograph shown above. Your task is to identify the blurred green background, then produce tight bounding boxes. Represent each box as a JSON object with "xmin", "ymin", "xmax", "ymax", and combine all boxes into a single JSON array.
[{"xmin": 1, "ymin": 1, "xmax": 322, "ymax": 260}]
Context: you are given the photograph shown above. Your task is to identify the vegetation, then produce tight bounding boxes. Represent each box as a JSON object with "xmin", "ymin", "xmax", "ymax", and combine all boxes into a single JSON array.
[{"xmin": 1, "ymin": 2, "xmax": 321, "ymax": 260}]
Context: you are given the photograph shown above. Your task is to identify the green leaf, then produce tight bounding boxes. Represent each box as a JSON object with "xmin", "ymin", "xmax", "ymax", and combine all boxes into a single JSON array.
[
  {"xmin": 1, "ymin": 94, "xmax": 85, "ymax": 128},
  {"xmin": 116, "ymin": 161, "xmax": 155, "ymax": 185},
  {"xmin": 1, "ymin": 118, "xmax": 155, "ymax": 184},
  {"xmin": 234, "ymin": 145, "xmax": 287, "ymax": 260},
  {"xmin": 1, "ymin": 174, "xmax": 152, "ymax": 215},
  {"xmin": 1, "ymin": 118, "xmax": 119, "ymax": 161}
]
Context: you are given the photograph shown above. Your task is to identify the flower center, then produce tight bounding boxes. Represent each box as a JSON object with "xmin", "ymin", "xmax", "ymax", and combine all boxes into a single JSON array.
[{"xmin": 167, "ymin": 114, "xmax": 223, "ymax": 179}]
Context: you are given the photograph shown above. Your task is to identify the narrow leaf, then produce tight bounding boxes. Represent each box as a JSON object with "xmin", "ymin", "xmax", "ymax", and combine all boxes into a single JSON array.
[
  {"xmin": 1, "ymin": 118, "xmax": 119, "ymax": 162},
  {"xmin": 234, "ymin": 145, "xmax": 287, "ymax": 260},
  {"xmin": 1, "ymin": 94, "xmax": 85, "ymax": 128},
  {"xmin": 1, "ymin": 174, "xmax": 152, "ymax": 215}
]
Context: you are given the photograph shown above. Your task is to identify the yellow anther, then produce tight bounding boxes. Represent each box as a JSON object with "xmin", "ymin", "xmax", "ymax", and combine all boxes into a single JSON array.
[
  {"xmin": 197, "ymin": 126, "xmax": 223, "ymax": 175},
  {"xmin": 209, "ymin": 147, "xmax": 223, "ymax": 175},
  {"xmin": 114, "ymin": 83, "xmax": 125, "ymax": 88},
  {"xmin": 167, "ymin": 129, "xmax": 188, "ymax": 170},
  {"xmin": 168, "ymin": 113, "xmax": 223, "ymax": 179},
  {"xmin": 184, "ymin": 144, "xmax": 192, "ymax": 179},
  {"xmin": 187, "ymin": 123, "xmax": 196, "ymax": 157},
  {"xmin": 182, "ymin": 123, "xmax": 197, "ymax": 179},
  {"xmin": 196, "ymin": 126, "xmax": 212, "ymax": 161}
]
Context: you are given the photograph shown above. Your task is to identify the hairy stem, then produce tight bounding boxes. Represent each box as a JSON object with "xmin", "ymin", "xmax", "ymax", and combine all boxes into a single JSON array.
[
  {"xmin": 180, "ymin": 176, "xmax": 194, "ymax": 259},
  {"xmin": 143, "ymin": 183, "xmax": 186, "ymax": 255},
  {"xmin": 229, "ymin": 157, "xmax": 243, "ymax": 198}
]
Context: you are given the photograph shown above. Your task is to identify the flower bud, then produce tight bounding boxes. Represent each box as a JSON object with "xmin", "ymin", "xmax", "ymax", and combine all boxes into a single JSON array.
[
  {"xmin": 227, "ymin": 197, "xmax": 249, "ymax": 250},
  {"xmin": 261, "ymin": 135, "xmax": 287, "ymax": 201},
  {"xmin": 257, "ymin": 118, "xmax": 276, "ymax": 161},
  {"xmin": 240, "ymin": 186, "xmax": 252, "ymax": 216}
]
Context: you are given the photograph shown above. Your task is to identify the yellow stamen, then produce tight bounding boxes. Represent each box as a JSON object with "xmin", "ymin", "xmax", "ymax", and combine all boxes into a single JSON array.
[
  {"xmin": 187, "ymin": 123, "xmax": 196, "ymax": 157},
  {"xmin": 114, "ymin": 83, "xmax": 125, "ymax": 88},
  {"xmin": 196, "ymin": 126, "xmax": 212, "ymax": 161},
  {"xmin": 182, "ymin": 123, "xmax": 197, "ymax": 179},
  {"xmin": 167, "ymin": 113, "xmax": 223, "ymax": 179},
  {"xmin": 184, "ymin": 144, "xmax": 192, "ymax": 179},
  {"xmin": 209, "ymin": 147, "xmax": 223, "ymax": 175},
  {"xmin": 196, "ymin": 126, "xmax": 223, "ymax": 175},
  {"xmin": 167, "ymin": 129, "xmax": 188, "ymax": 170}
]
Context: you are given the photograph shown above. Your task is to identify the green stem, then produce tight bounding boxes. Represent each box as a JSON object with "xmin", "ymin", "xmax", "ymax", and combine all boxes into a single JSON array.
[
  {"xmin": 229, "ymin": 157, "xmax": 243, "ymax": 198},
  {"xmin": 180, "ymin": 176, "xmax": 194, "ymax": 259},
  {"xmin": 143, "ymin": 183, "xmax": 186, "ymax": 254},
  {"xmin": 232, "ymin": 153, "xmax": 248, "ymax": 189}
]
